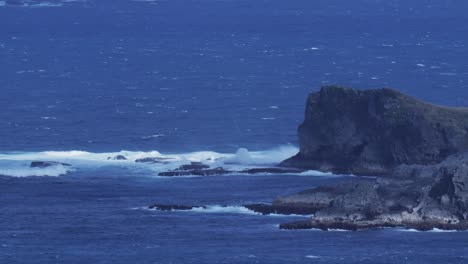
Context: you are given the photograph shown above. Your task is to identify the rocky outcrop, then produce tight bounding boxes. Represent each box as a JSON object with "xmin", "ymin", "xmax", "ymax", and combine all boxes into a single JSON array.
[
  {"xmin": 158, "ymin": 167, "xmax": 232, "ymax": 177},
  {"xmin": 30, "ymin": 161, "xmax": 71, "ymax": 168},
  {"xmin": 281, "ymin": 86, "xmax": 468, "ymax": 176},
  {"xmin": 278, "ymin": 154, "xmax": 468, "ymax": 231},
  {"xmin": 148, "ymin": 204, "xmax": 205, "ymax": 211},
  {"xmin": 243, "ymin": 203, "xmax": 317, "ymax": 215},
  {"xmin": 157, "ymin": 162, "xmax": 306, "ymax": 177},
  {"xmin": 107, "ymin": 155, "xmax": 127, "ymax": 160},
  {"xmin": 135, "ymin": 157, "xmax": 172, "ymax": 164}
]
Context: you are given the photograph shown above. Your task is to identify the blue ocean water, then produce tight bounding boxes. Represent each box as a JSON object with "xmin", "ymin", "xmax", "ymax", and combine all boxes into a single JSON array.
[{"xmin": 1, "ymin": 0, "xmax": 468, "ymax": 263}]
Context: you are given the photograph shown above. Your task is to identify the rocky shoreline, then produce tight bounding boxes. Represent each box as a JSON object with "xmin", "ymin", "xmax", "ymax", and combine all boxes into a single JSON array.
[{"xmin": 275, "ymin": 86, "xmax": 468, "ymax": 231}]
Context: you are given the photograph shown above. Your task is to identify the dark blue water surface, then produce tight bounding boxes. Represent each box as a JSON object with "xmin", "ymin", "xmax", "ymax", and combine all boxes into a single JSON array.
[{"xmin": 2, "ymin": 0, "xmax": 468, "ymax": 263}]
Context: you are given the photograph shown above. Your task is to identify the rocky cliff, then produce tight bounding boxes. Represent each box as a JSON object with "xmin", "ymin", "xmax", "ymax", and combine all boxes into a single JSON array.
[
  {"xmin": 281, "ymin": 86, "xmax": 468, "ymax": 176},
  {"xmin": 278, "ymin": 154, "xmax": 468, "ymax": 231}
]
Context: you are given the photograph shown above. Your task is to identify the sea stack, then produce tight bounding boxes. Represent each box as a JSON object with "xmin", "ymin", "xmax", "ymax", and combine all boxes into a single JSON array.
[{"xmin": 281, "ymin": 86, "xmax": 468, "ymax": 176}]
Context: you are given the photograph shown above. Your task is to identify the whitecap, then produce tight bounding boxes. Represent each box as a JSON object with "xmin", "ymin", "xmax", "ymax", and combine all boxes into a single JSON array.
[
  {"xmin": 396, "ymin": 228, "xmax": 460, "ymax": 233},
  {"xmin": 298, "ymin": 170, "xmax": 336, "ymax": 177},
  {"xmin": 0, "ymin": 163, "xmax": 73, "ymax": 177},
  {"xmin": 0, "ymin": 145, "xmax": 341, "ymax": 178},
  {"xmin": 141, "ymin": 134, "xmax": 165, "ymax": 139},
  {"xmin": 40, "ymin": 116, "xmax": 56, "ymax": 120},
  {"xmin": 190, "ymin": 205, "xmax": 260, "ymax": 215},
  {"xmin": 303, "ymin": 47, "xmax": 320, "ymax": 51},
  {"xmin": 146, "ymin": 205, "xmax": 312, "ymax": 217}
]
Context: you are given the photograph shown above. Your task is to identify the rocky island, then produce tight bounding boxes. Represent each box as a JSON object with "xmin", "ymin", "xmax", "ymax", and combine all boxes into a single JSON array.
[
  {"xmin": 147, "ymin": 86, "xmax": 468, "ymax": 231},
  {"xmin": 275, "ymin": 86, "xmax": 468, "ymax": 231}
]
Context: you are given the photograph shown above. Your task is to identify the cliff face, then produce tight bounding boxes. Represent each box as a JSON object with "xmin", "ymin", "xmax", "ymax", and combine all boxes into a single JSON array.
[{"xmin": 281, "ymin": 86, "xmax": 468, "ymax": 175}]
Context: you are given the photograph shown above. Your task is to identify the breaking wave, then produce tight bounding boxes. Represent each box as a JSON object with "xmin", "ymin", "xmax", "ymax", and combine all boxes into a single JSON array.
[
  {"xmin": 0, "ymin": 161, "xmax": 73, "ymax": 177},
  {"xmin": 190, "ymin": 205, "xmax": 261, "ymax": 215},
  {"xmin": 0, "ymin": 145, "xmax": 333, "ymax": 177},
  {"xmin": 0, "ymin": 145, "xmax": 332, "ymax": 178},
  {"xmin": 144, "ymin": 205, "xmax": 312, "ymax": 217}
]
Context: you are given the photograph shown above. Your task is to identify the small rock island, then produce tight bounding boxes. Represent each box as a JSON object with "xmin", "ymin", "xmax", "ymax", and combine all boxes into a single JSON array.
[{"xmin": 276, "ymin": 86, "xmax": 468, "ymax": 231}]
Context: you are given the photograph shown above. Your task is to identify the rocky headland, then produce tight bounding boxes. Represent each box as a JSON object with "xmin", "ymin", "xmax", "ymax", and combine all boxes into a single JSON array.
[
  {"xmin": 280, "ymin": 86, "xmax": 468, "ymax": 176},
  {"xmin": 275, "ymin": 86, "xmax": 468, "ymax": 231}
]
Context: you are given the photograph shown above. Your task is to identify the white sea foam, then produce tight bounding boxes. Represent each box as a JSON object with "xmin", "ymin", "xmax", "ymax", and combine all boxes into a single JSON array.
[
  {"xmin": 190, "ymin": 205, "xmax": 260, "ymax": 215},
  {"xmin": 0, "ymin": 145, "xmax": 336, "ymax": 178},
  {"xmin": 0, "ymin": 163, "xmax": 73, "ymax": 177},
  {"xmin": 397, "ymin": 228, "xmax": 460, "ymax": 233},
  {"xmin": 298, "ymin": 170, "xmax": 335, "ymax": 177}
]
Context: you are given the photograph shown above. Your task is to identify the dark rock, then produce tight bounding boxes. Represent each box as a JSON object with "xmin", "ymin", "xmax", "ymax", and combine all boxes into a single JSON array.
[
  {"xmin": 281, "ymin": 86, "xmax": 468, "ymax": 176},
  {"xmin": 158, "ymin": 167, "xmax": 231, "ymax": 177},
  {"xmin": 243, "ymin": 203, "xmax": 317, "ymax": 215},
  {"xmin": 107, "ymin": 155, "xmax": 127, "ymax": 160},
  {"xmin": 148, "ymin": 204, "xmax": 205, "ymax": 211},
  {"xmin": 30, "ymin": 161, "xmax": 71, "ymax": 168},
  {"xmin": 177, "ymin": 162, "xmax": 210, "ymax": 171},
  {"xmin": 157, "ymin": 166, "xmax": 306, "ymax": 177},
  {"xmin": 240, "ymin": 168, "xmax": 305, "ymax": 174},
  {"xmin": 135, "ymin": 157, "xmax": 172, "ymax": 164}
]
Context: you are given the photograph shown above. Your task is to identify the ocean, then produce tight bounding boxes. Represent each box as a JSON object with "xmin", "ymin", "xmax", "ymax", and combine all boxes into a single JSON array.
[{"xmin": 1, "ymin": 0, "xmax": 468, "ymax": 263}]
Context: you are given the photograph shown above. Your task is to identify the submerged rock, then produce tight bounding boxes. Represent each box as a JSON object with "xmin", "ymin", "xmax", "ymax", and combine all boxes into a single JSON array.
[
  {"xmin": 135, "ymin": 157, "xmax": 171, "ymax": 164},
  {"xmin": 281, "ymin": 86, "xmax": 468, "ymax": 176},
  {"xmin": 148, "ymin": 204, "xmax": 205, "ymax": 211},
  {"xmin": 30, "ymin": 161, "xmax": 71, "ymax": 168},
  {"xmin": 157, "ymin": 163, "xmax": 305, "ymax": 177}
]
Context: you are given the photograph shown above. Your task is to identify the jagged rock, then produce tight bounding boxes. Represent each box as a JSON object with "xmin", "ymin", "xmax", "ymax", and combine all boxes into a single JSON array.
[
  {"xmin": 30, "ymin": 161, "xmax": 71, "ymax": 168},
  {"xmin": 107, "ymin": 155, "xmax": 127, "ymax": 160},
  {"xmin": 281, "ymin": 86, "xmax": 468, "ymax": 176}
]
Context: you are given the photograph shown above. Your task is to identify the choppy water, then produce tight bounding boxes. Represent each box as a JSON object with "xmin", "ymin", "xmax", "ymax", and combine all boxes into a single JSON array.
[{"xmin": 2, "ymin": 0, "xmax": 468, "ymax": 263}]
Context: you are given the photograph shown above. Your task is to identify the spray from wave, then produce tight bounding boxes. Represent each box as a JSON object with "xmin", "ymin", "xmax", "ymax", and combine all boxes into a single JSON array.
[
  {"xmin": 0, "ymin": 161, "xmax": 73, "ymax": 177},
  {"xmin": 0, "ymin": 145, "xmax": 316, "ymax": 178}
]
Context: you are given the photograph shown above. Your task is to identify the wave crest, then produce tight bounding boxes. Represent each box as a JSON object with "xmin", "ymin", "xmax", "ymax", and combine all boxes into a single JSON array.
[{"xmin": 0, "ymin": 145, "xmax": 308, "ymax": 178}]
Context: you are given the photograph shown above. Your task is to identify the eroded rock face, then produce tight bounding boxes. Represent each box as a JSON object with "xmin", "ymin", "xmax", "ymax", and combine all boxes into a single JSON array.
[
  {"xmin": 281, "ymin": 86, "xmax": 468, "ymax": 176},
  {"xmin": 278, "ymin": 154, "xmax": 468, "ymax": 231}
]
